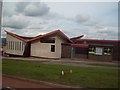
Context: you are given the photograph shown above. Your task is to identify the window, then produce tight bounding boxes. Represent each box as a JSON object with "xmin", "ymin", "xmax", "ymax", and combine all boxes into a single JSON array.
[
  {"xmin": 8, "ymin": 41, "xmax": 10, "ymax": 50},
  {"xmin": 89, "ymin": 47, "xmax": 95, "ymax": 55},
  {"xmin": 95, "ymin": 47, "xmax": 103, "ymax": 55},
  {"xmin": 16, "ymin": 42, "xmax": 18, "ymax": 50},
  {"xmin": 15, "ymin": 42, "xmax": 18, "ymax": 50},
  {"xmin": 40, "ymin": 38, "xmax": 55, "ymax": 43},
  {"xmin": 18, "ymin": 42, "xmax": 20, "ymax": 50},
  {"xmin": 103, "ymin": 48, "xmax": 111, "ymax": 55},
  {"xmin": 51, "ymin": 45, "xmax": 55, "ymax": 52},
  {"xmin": 20, "ymin": 42, "xmax": 21, "ymax": 50},
  {"xmin": 22, "ymin": 42, "xmax": 24, "ymax": 51},
  {"xmin": 10, "ymin": 41, "xmax": 12, "ymax": 50},
  {"xmin": 15, "ymin": 42, "xmax": 17, "ymax": 50},
  {"xmin": 9, "ymin": 41, "xmax": 11, "ymax": 50},
  {"xmin": 13, "ymin": 42, "xmax": 14, "ymax": 50},
  {"xmin": 15, "ymin": 42, "xmax": 16, "ymax": 50},
  {"xmin": 11, "ymin": 41, "xmax": 13, "ymax": 50},
  {"xmin": 7, "ymin": 41, "xmax": 9, "ymax": 49},
  {"xmin": 22, "ymin": 42, "xmax": 25, "ymax": 51}
]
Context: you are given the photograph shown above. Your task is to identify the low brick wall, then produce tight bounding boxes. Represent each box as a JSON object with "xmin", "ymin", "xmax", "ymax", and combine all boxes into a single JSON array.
[
  {"xmin": 88, "ymin": 54, "xmax": 112, "ymax": 61},
  {"xmin": 74, "ymin": 54, "xmax": 88, "ymax": 58}
]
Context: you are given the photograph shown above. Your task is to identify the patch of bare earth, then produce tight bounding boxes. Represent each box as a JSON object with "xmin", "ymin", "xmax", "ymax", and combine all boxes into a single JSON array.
[{"xmin": 2, "ymin": 75, "xmax": 72, "ymax": 89}]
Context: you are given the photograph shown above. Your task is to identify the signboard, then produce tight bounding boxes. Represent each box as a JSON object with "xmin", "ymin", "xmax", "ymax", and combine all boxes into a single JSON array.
[{"xmin": 95, "ymin": 47, "xmax": 103, "ymax": 55}]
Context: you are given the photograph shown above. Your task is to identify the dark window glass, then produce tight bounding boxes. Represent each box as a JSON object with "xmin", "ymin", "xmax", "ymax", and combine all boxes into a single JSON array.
[
  {"xmin": 104, "ymin": 48, "xmax": 111, "ymax": 55},
  {"xmin": 51, "ymin": 45, "xmax": 55, "ymax": 52},
  {"xmin": 40, "ymin": 38, "xmax": 55, "ymax": 43},
  {"xmin": 89, "ymin": 47, "xmax": 95, "ymax": 55},
  {"xmin": 20, "ymin": 42, "xmax": 21, "ymax": 50}
]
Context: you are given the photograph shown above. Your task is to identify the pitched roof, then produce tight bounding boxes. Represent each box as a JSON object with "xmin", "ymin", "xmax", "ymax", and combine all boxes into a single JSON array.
[
  {"xmin": 70, "ymin": 35, "xmax": 84, "ymax": 40},
  {"xmin": 70, "ymin": 35, "xmax": 84, "ymax": 42},
  {"xmin": 71, "ymin": 44, "xmax": 89, "ymax": 47},
  {"xmin": 5, "ymin": 31, "xmax": 33, "ymax": 42},
  {"xmin": 5, "ymin": 30, "xmax": 73, "ymax": 43},
  {"xmin": 77, "ymin": 39, "xmax": 120, "ymax": 43},
  {"xmin": 28, "ymin": 30, "xmax": 73, "ymax": 43}
]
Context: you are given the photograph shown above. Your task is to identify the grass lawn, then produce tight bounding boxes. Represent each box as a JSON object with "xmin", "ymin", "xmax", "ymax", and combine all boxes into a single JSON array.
[{"xmin": 2, "ymin": 60, "xmax": 119, "ymax": 88}]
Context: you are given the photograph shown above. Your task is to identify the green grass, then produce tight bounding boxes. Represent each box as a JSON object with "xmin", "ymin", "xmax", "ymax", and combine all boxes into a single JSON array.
[{"xmin": 2, "ymin": 60, "xmax": 119, "ymax": 88}]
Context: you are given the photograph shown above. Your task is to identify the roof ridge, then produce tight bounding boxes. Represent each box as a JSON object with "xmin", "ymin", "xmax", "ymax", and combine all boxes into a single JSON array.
[
  {"xmin": 5, "ymin": 30, "xmax": 29, "ymax": 42},
  {"xmin": 78, "ymin": 38, "xmax": 120, "ymax": 42},
  {"xmin": 28, "ymin": 29, "xmax": 72, "ymax": 43},
  {"xmin": 5, "ymin": 30, "xmax": 73, "ymax": 43}
]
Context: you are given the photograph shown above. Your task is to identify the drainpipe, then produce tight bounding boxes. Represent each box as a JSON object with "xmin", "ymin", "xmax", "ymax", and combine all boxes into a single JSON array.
[
  {"xmin": 0, "ymin": 1, "xmax": 2, "ymax": 89},
  {"xmin": 0, "ymin": 0, "xmax": 2, "ymax": 51}
]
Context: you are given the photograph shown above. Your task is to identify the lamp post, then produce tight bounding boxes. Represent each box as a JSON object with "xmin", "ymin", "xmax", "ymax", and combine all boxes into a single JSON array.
[
  {"xmin": 0, "ymin": 0, "xmax": 2, "ymax": 34},
  {"xmin": 0, "ymin": 1, "xmax": 2, "ymax": 89}
]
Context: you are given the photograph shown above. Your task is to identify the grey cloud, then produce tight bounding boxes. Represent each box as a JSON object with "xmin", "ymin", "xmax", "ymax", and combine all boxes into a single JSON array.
[
  {"xmin": 96, "ymin": 26, "xmax": 118, "ymax": 39},
  {"xmin": 84, "ymin": 21, "xmax": 99, "ymax": 27},
  {"xmin": 39, "ymin": 21, "xmax": 48, "ymax": 25},
  {"xmin": 2, "ymin": 15, "xmax": 29, "ymax": 29},
  {"xmin": 15, "ymin": 29, "xmax": 41, "ymax": 37},
  {"xmin": 2, "ymin": 2, "xmax": 17, "ymax": 17},
  {"xmin": 15, "ymin": 2, "xmax": 30, "ymax": 13},
  {"xmin": 75, "ymin": 14, "xmax": 90, "ymax": 23},
  {"xmin": 26, "ymin": 21, "xmax": 49, "ymax": 30},
  {"xmin": 15, "ymin": 2, "xmax": 50, "ymax": 17},
  {"xmin": 27, "ymin": 25, "xmax": 44, "ymax": 30},
  {"xmin": 97, "ymin": 29, "xmax": 117, "ymax": 36},
  {"xmin": 62, "ymin": 30, "xmax": 77, "ymax": 38}
]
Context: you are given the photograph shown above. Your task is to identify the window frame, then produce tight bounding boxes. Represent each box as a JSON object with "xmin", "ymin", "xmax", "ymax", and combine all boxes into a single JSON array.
[{"xmin": 51, "ymin": 45, "xmax": 55, "ymax": 52}]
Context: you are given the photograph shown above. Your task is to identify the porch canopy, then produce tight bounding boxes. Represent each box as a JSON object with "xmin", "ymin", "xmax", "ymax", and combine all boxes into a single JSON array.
[{"xmin": 71, "ymin": 44, "xmax": 89, "ymax": 47}]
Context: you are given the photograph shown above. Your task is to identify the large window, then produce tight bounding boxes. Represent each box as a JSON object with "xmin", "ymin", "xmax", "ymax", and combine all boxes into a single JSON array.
[
  {"xmin": 51, "ymin": 45, "xmax": 55, "ymax": 52},
  {"xmin": 89, "ymin": 47, "xmax": 95, "ymax": 55},
  {"xmin": 12, "ymin": 41, "xmax": 15, "ymax": 50},
  {"xmin": 103, "ymin": 48, "xmax": 111, "ymax": 55},
  {"xmin": 10, "ymin": 41, "xmax": 12, "ymax": 50},
  {"xmin": 7, "ymin": 41, "xmax": 24, "ymax": 51},
  {"xmin": 22, "ymin": 42, "xmax": 25, "ymax": 51},
  {"xmin": 95, "ymin": 47, "xmax": 103, "ymax": 55},
  {"xmin": 7, "ymin": 41, "xmax": 9, "ymax": 49},
  {"xmin": 15, "ymin": 42, "xmax": 17, "ymax": 50},
  {"xmin": 11, "ymin": 41, "xmax": 13, "ymax": 50},
  {"xmin": 89, "ymin": 47, "xmax": 112, "ymax": 56}
]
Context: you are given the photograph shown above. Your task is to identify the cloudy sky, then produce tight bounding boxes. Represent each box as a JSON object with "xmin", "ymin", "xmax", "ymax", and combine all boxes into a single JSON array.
[{"xmin": 1, "ymin": 0, "xmax": 118, "ymax": 40}]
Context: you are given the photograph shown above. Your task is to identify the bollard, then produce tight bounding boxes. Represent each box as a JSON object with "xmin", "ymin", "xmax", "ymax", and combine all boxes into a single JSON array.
[
  {"xmin": 70, "ymin": 70, "xmax": 72, "ymax": 74},
  {"xmin": 61, "ymin": 71, "xmax": 64, "ymax": 75}
]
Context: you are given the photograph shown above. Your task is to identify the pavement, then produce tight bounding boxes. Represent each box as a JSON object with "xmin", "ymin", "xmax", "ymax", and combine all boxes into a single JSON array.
[
  {"xmin": 2, "ymin": 56, "xmax": 119, "ymax": 69},
  {"xmin": 2, "ymin": 74, "xmax": 75, "ymax": 89}
]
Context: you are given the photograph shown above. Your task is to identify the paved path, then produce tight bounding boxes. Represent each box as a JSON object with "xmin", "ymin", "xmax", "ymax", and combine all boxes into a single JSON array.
[
  {"xmin": 2, "ymin": 57, "xmax": 119, "ymax": 69},
  {"xmin": 3, "ymin": 76, "xmax": 52, "ymax": 88},
  {"xmin": 2, "ymin": 75, "xmax": 72, "ymax": 89},
  {"xmin": 2, "ymin": 56, "xmax": 118, "ymax": 63}
]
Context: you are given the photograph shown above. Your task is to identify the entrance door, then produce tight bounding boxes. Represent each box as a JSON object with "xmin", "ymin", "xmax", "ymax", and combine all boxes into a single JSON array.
[
  {"xmin": 23, "ymin": 42, "xmax": 31, "ymax": 57},
  {"xmin": 61, "ymin": 44, "xmax": 71, "ymax": 58}
]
